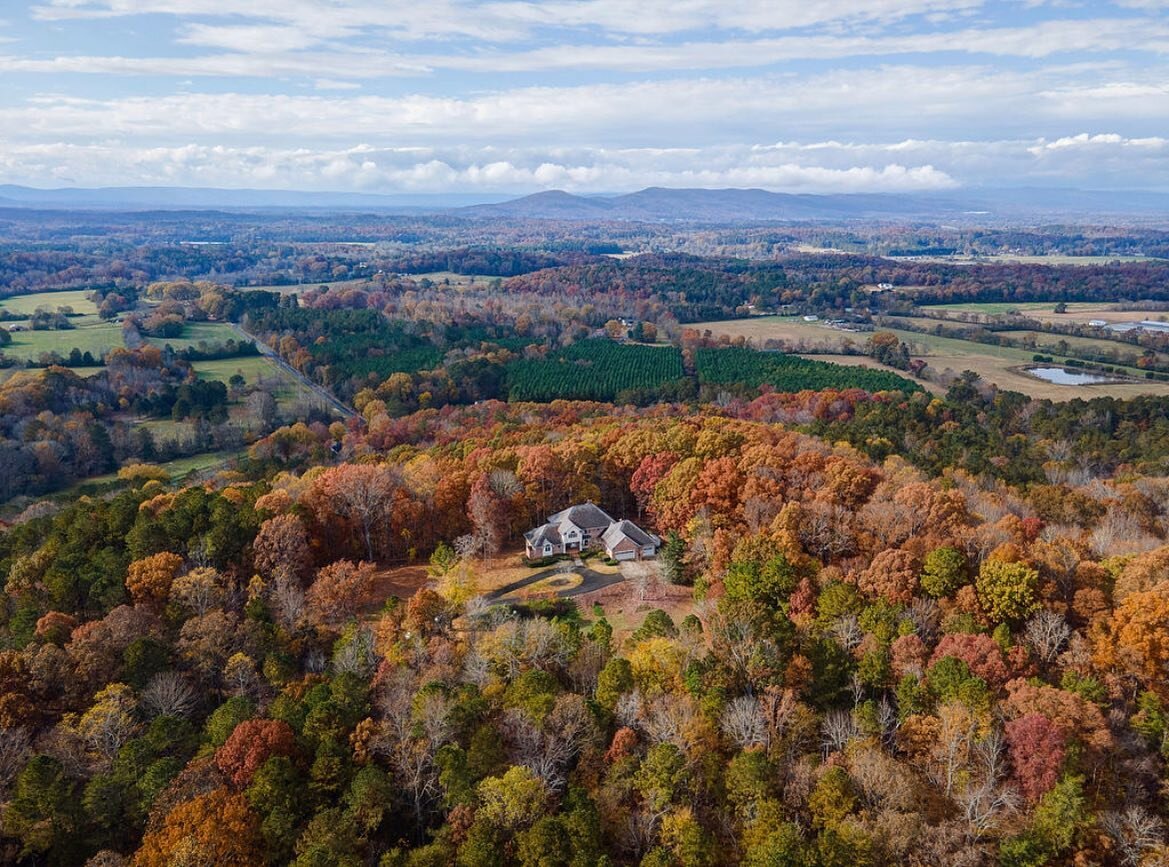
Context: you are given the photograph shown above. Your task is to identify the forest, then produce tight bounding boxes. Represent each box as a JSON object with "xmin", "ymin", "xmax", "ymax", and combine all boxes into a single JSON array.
[{"xmin": 4, "ymin": 214, "xmax": 1169, "ymax": 865}]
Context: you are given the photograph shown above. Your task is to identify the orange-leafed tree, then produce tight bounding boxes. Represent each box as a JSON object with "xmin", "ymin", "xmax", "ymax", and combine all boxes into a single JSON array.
[
  {"xmin": 125, "ymin": 552, "xmax": 184, "ymax": 606},
  {"xmin": 134, "ymin": 788, "xmax": 262, "ymax": 866},
  {"xmin": 1093, "ymin": 582, "xmax": 1169, "ymax": 697}
]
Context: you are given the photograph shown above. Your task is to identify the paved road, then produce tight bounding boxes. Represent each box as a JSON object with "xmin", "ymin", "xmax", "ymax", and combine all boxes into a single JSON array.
[
  {"xmin": 227, "ymin": 322, "xmax": 359, "ymax": 421},
  {"xmin": 488, "ymin": 565, "xmax": 625, "ymax": 600}
]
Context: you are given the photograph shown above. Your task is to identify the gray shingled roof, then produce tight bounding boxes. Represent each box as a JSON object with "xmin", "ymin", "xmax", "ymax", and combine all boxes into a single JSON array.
[
  {"xmin": 524, "ymin": 523, "xmax": 561, "ymax": 549},
  {"xmin": 601, "ymin": 519, "xmax": 658, "ymax": 549},
  {"xmin": 547, "ymin": 502, "xmax": 615, "ymax": 530}
]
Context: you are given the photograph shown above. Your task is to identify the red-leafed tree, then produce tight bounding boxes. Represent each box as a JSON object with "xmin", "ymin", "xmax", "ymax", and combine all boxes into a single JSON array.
[
  {"xmin": 1005, "ymin": 713, "xmax": 1066, "ymax": 803},
  {"xmin": 214, "ymin": 719, "xmax": 298, "ymax": 787},
  {"xmin": 930, "ymin": 632, "xmax": 1011, "ymax": 687}
]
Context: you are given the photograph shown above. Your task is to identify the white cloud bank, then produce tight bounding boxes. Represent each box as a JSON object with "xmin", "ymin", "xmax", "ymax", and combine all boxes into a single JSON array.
[{"xmin": 3, "ymin": 136, "xmax": 1167, "ymax": 194}]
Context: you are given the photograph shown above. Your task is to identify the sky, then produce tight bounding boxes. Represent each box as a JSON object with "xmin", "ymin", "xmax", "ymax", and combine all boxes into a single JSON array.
[{"xmin": 0, "ymin": 0, "xmax": 1168, "ymax": 195}]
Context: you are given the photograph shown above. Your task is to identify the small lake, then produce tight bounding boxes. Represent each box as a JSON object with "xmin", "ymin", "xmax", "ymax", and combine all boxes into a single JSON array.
[{"xmin": 1027, "ymin": 366, "xmax": 1119, "ymax": 386}]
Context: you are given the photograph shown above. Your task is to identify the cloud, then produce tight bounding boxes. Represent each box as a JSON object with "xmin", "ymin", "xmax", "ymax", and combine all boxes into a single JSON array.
[
  {"xmin": 31, "ymin": 0, "xmax": 987, "ymax": 39},
  {"xmin": 6, "ymin": 65, "xmax": 1161, "ymax": 150},
  {"xmin": 3, "ymin": 135, "xmax": 1169, "ymax": 194}
]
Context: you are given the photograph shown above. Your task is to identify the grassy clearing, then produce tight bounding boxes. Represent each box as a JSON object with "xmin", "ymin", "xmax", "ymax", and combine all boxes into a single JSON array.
[
  {"xmin": 2, "ymin": 321, "xmax": 124, "ymax": 361},
  {"xmin": 61, "ymin": 448, "xmax": 242, "ymax": 497},
  {"xmin": 690, "ymin": 315, "xmax": 870, "ymax": 350},
  {"xmin": 0, "ymin": 289, "xmax": 99, "ymax": 316},
  {"xmin": 409, "ymin": 272, "xmax": 500, "ymax": 288},
  {"xmin": 890, "ymin": 254, "xmax": 1163, "ymax": 265},
  {"xmin": 192, "ymin": 355, "xmax": 284, "ymax": 385},
  {"xmin": 147, "ymin": 321, "xmax": 240, "ymax": 351},
  {"xmin": 234, "ymin": 278, "xmax": 372, "ymax": 295},
  {"xmin": 998, "ymin": 329, "xmax": 1169, "ymax": 360}
]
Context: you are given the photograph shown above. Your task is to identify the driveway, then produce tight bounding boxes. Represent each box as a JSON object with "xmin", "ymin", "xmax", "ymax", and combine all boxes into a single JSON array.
[{"xmin": 488, "ymin": 564, "xmax": 625, "ymax": 600}]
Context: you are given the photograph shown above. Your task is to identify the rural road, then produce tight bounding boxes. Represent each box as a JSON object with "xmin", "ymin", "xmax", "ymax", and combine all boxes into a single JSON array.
[{"xmin": 227, "ymin": 321, "xmax": 359, "ymax": 421}]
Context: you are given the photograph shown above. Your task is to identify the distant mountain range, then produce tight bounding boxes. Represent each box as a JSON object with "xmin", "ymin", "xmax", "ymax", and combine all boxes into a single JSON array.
[{"xmin": 2, "ymin": 183, "xmax": 1169, "ymax": 223}]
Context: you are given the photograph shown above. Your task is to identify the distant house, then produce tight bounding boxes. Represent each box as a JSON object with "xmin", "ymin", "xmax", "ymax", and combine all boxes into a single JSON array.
[
  {"xmin": 802, "ymin": 314, "xmax": 819, "ymax": 322},
  {"xmin": 524, "ymin": 502, "xmax": 660, "ymax": 561}
]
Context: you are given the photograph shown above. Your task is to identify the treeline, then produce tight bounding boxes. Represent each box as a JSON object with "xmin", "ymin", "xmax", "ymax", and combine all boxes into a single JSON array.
[{"xmin": 384, "ymin": 247, "xmax": 595, "ymax": 277}]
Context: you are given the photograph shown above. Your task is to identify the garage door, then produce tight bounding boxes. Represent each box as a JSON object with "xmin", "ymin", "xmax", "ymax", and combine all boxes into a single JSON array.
[{"xmin": 614, "ymin": 549, "xmax": 637, "ymax": 561}]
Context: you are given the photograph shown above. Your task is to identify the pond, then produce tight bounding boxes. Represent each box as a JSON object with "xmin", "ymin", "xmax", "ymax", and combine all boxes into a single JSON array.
[{"xmin": 1027, "ymin": 366, "xmax": 1119, "ymax": 386}]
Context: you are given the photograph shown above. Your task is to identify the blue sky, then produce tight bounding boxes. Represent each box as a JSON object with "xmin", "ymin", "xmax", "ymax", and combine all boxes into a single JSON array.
[{"xmin": 1, "ymin": 0, "xmax": 1168, "ymax": 193}]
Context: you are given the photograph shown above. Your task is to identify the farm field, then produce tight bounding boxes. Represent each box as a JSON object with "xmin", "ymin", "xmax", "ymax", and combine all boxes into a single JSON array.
[
  {"xmin": 0, "ymin": 288, "xmax": 99, "ymax": 316},
  {"xmin": 1, "ymin": 320, "xmax": 124, "ymax": 361},
  {"xmin": 996, "ymin": 329, "xmax": 1169, "ymax": 361},
  {"xmin": 690, "ymin": 315, "xmax": 871, "ymax": 351},
  {"xmin": 694, "ymin": 315, "xmax": 1169, "ymax": 400},
  {"xmin": 889, "ymin": 253, "xmax": 1163, "ymax": 265},
  {"xmin": 146, "ymin": 321, "xmax": 240, "ymax": 351},
  {"xmin": 235, "ymin": 278, "xmax": 372, "ymax": 295},
  {"xmin": 922, "ymin": 301, "xmax": 1111, "ymax": 315},
  {"xmin": 409, "ymin": 271, "xmax": 500, "ymax": 287}
]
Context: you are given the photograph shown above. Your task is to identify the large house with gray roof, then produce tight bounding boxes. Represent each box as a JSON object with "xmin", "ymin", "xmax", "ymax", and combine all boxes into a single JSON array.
[{"xmin": 524, "ymin": 503, "xmax": 660, "ymax": 562}]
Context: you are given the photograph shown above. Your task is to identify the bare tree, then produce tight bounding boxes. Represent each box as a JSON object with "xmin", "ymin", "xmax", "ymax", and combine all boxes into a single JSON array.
[
  {"xmin": 0, "ymin": 727, "xmax": 31, "ymax": 795},
  {"xmin": 1024, "ymin": 610, "xmax": 1072, "ymax": 665},
  {"xmin": 721, "ymin": 695, "xmax": 767, "ymax": 750},
  {"xmin": 1101, "ymin": 807, "xmax": 1167, "ymax": 867},
  {"xmin": 821, "ymin": 708, "xmax": 859, "ymax": 756},
  {"xmin": 141, "ymin": 672, "xmax": 197, "ymax": 719},
  {"xmin": 501, "ymin": 694, "xmax": 593, "ymax": 790}
]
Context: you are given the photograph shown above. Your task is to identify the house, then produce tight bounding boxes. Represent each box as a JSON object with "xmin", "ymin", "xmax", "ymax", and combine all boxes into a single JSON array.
[{"xmin": 524, "ymin": 502, "xmax": 660, "ymax": 561}]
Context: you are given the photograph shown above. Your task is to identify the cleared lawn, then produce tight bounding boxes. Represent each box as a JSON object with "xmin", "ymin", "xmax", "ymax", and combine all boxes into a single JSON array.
[
  {"xmin": 0, "ymin": 289, "xmax": 99, "ymax": 316},
  {"xmin": 2, "ymin": 321, "xmax": 124, "ymax": 362},
  {"xmin": 147, "ymin": 321, "xmax": 240, "ymax": 351}
]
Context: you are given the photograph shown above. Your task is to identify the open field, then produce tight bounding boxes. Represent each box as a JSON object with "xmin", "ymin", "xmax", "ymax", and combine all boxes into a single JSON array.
[
  {"xmin": 690, "ymin": 315, "xmax": 871, "ymax": 351},
  {"xmin": 1, "ymin": 320, "xmax": 124, "ymax": 361},
  {"xmin": 889, "ymin": 254, "xmax": 1164, "ymax": 265},
  {"xmin": 694, "ymin": 315, "xmax": 1169, "ymax": 400},
  {"xmin": 997, "ymin": 329, "xmax": 1169, "ymax": 361},
  {"xmin": 922, "ymin": 301, "xmax": 1169, "ymax": 327},
  {"xmin": 192, "ymin": 355, "xmax": 285, "ymax": 385},
  {"xmin": 923, "ymin": 301, "xmax": 1112, "ymax": 315},
  {"xmin": 0, "ymin": 289, "xmax": 99, "ymax": 316},
  {"xmin": 146, "ymin": 321, "xmax": 239, "ymax": 351},
  {"xmin": 1029, "ymin": 309, "xmax": 1169, "ymax": 327},
  {"xmin": 59, "ymin": 448, "xmax": 242, "ymax": 498},
  {"xmin": 409, "ymin": 272, "xmax": 501, "ymax": 288},
  {"xmin": 235, "ymin": 278, "xmax": 372, "ymax": 295}
]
